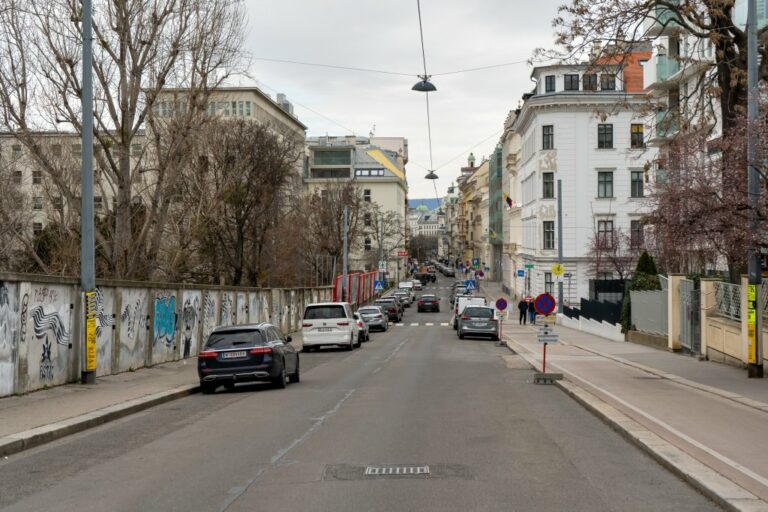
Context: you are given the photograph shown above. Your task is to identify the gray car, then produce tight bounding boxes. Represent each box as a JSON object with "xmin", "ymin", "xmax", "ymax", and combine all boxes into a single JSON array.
[
  {"xmin": 358, "ymin": 305, "xmax": 390, "ymax": 331},
  {"xmin": 458, "ymin": 306, "xmax": 500, "ymax": 341}
]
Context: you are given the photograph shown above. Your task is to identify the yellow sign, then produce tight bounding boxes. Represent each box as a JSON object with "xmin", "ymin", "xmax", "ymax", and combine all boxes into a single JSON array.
[
  {"xmin": 85, "ymin": 291, "xmax": 97, "ymax": 372},
  {"xmin": 551, "ymin": 263, "xmax": 564, "ymax": 277},
  {"xmin": 746, "ymin": 284, "xmax": 757, "ymax": 365}
]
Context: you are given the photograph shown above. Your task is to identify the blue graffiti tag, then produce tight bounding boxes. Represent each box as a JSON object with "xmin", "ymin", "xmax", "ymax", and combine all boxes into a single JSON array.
[{"xmin": 153, "ymin": 295, "xmax": 176, "ymax": 346}]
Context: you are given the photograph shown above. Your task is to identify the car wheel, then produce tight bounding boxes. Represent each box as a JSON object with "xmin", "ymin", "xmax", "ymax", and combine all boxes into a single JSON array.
[
  {"xmin": 356, "ymin": 334, "xmax": 363, "ymax": 347},
  {"xmin": 459, "ymin": 333, "xmax": 466, "ymax": 340},
  {"xmin": 492, "ymin": 335, "xmax": 500, "ymax": 342},
  {"xmin": 273, "ymin": 363, "xmax": 287, "ymax": 389},
  {"xmin": 200, "ymin": 382, "xmax": 216, "ymax": 395},
  {"xmin": 289, "ymin": 357, "xmax": 300, "ymax": 383},
  {"xmin": 346, "ymin": 336, "xmax": 354, "ymax": 351}
]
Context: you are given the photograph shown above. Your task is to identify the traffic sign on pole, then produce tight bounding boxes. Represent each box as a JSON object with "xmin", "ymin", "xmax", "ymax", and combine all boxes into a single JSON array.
[
  {"xmin": 534, "ymin": 293, "xmax": 556, "ymax": 316},
  {"xmin": 465, "ymin": 279, "xmax": 477, "ymax": 291},
  {"xmin": 524, "ymin": 263, "xmax": 534, "ymax": 269},
  {"xmin": 374, "ymin": 280, "xmax": 385, "ymax": 292},
  {"xmin": 517, "ymin": 269, "xmax": 525, "ymax": 277},
  {"xmin": 551, "ymin": 263, "xmax": 564, "ymax": 277},
  {"xmin": 495, "ymin": 298, "xmax": 508, "ymax": 311}
]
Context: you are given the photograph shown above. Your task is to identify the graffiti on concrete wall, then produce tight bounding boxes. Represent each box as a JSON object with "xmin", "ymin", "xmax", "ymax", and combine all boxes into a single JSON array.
[
  {"xmin": 27, "ymin": 285, "xmax": 72, "ymax": 387},
  {"xmin": 248, "ymin": 292, "xmax": 260, "ymax": 324},
  {"xmin": 220, "ymin": 292, "xmax": 234, "ymax": 327},
  {"xmin": 153, "ymin": 294, "xmax": 177, "ymax": 347},
  {"xmin": 237, "ymin": 292, "xmax": 248, "ymax": 324},
  {"xmin": 118, "ymin": 289, "xmax": 148, "ymax": 372},
  {"xmin": 0, "ymin": 282, "xmax": 19, "ymax": 397},
  {"xmin": 152, "ymin": 292, "xmax": 177, "ymax": 365},
  {"xmin": 201, "ymin": 291, "xmax": 218, "ymax": 347},
  {"xmin": 95, "ymin": 288, "xmax": 116, "ymax": 376},
  {"xmin": 181, "ymin": 291, "xmax": 200, "ymax": 358}
]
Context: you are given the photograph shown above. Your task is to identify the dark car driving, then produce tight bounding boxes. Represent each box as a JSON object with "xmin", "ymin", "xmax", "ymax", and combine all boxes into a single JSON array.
[
  {"xmin": 417, "ymin": 294, "xmax": 440, "ymax": 312},
  {"xmin": 197, "ymin": 323, "xmax": 299, "ymax": 394}
]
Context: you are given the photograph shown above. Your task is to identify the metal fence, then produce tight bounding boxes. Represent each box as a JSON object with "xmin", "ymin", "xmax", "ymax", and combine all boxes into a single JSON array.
[
  {"xmin": 659, "ymin": 275, "xmax": 668, "ymax": 291},
  {"xmin": 580, "ymin": 298, "xmax": 622, "ymax": 325},
  {"xmin": 714, "ymin": 281, "xmax": 741, "ymax": 321},
  {"xmin": 630, "ymin": 290, "xmax": 668, "ymax": 336},
  {"xmin": 679, "ymin": 279, "xmax": 701, "ymax": 353},
  {"xmin": 762, "ymin": 281, "xmax": 768, "ymax": 318}
]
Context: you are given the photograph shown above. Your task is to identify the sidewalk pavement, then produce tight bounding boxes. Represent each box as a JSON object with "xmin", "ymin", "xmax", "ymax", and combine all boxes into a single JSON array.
[
  {"xmin": 480, "ymin": 279, "xmax": 768, "ymax": 510},
  {"xmin": 0, "ymin": 333, "xmax": 305, "ymax": 457}
]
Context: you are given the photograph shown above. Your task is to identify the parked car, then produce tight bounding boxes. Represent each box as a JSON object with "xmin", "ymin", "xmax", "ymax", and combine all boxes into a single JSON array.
[
  {"xmin": 413, "ymin": 273, "xmax": 430, "ymax": 286},
  {"xmin": 358, "ymin": 305, "xmax": 390, "ymax": 331},
  {"xmin": 393, "ymin": 289, "xmax": 413, "ymax": 307},
  {"xmin": 353, "ymin": 312, "xmax": 370, "ymax": 342},
  {"xmin": 457, "ymin": 306, "xmax": 499, "ymax": 341},
  {"xmin": 443, "ymin": 267, "xmax": 455, "ymax": 277},
  {"xmin": 301, "ymin": 302, "xmax": 360, "ymax": 351},
  {"xmin": 413, "ymin": 280, "xmax": 423, "ymax": 291},
  {"xmin": 375, "ymin": 298, "xmax": 403, "ymax": 322},
  {"xmin": 197, "ymin": 323, "xmax": 299, "ymax": 394},
  {"xmin": 454, "ymin": 296, "xmax": 487, "ymax": 330},
  {"xmin": 398, "ymin": 280, "xmax": 415, "ymax": 298},
  {"xmin": 417, "ymin": 294, "xmax": 440, "ymax": 312}
]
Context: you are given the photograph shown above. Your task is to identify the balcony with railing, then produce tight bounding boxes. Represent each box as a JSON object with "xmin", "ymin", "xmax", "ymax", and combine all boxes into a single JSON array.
[{"xmin": 644, "ymin": 0, "xmax": 680, "ymax": 37}]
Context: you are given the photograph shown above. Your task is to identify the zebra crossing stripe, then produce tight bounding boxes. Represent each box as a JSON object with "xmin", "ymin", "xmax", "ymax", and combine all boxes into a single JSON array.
[
  {"xmin": 425, "ymin": 323, "xmax": 434, "ymax": 326},
  {"xmin": 396, "ymin": 323, "xmax": 404, "ymax": 327},
  {"xmin": 410, "ymin": 323, "xmax": 418, "ymax": 326},
  {"xmin": 440, "ymin": 323, "xmax": 449, "ymax": 326}
]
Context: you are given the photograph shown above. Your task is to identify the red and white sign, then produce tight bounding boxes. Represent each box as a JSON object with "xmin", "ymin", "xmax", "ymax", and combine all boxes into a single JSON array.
[{"xmin": 397, "ymin": 251, "xmax": 409, "ymax": 257}]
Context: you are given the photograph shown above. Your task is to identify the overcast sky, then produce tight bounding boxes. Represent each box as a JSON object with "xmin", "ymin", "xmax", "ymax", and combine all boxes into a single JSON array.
[{"xmin": 244, "ymin": 0, "xmax": 563, "ymax": 200}]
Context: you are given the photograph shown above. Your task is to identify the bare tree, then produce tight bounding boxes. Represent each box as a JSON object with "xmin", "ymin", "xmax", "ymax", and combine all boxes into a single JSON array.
[
  {"xmin": 541, "ymin": 1, "xmax": 768, "ymax": 136},
  {"xmin": 586, "ymin": 226, "xmax": 643, "ymax": 281},
  {"xmin": 361, "ymin": 203, "xmax": 407, "ymax": 270},
  {"xmin": 0, "ymin": 0, "xmax": 246, "ymax": 279},
  {"xmin": 171, "ymin": 118, "xmax": 303, "ymax": 286}
]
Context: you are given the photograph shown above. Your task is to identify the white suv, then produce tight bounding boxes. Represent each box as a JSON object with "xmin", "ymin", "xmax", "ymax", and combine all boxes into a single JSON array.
[{"xmin": 301, "ymin": 302, "xmax": 361, "ymax": 351}]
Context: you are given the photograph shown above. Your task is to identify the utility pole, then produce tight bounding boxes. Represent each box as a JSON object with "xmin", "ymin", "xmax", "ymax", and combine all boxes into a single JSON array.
[
  {"xmin": 81, "ymin": 0, "xmax": 97, "ymax": 385},
  {"xmin": 746, "ymin": 0, "xmax": 763, "ymax": 378},
  {"xmin": 557, "ymin": 179, "xmax": 564, "ymax": 314},
  {"xmin": 378, "ymin": 216, "xmax": 385, "ymax": 285},
  {"xmin": 342, "ymin": 206, "xmax": 349, "ymax": 302}
]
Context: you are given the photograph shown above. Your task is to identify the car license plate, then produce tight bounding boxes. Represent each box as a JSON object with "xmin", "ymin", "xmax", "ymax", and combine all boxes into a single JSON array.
[
  {"xmin": 472, "ymin": 322, "xmax": 484, "ymax": 327},
  {"xmin": 318, "ymin": 327, "xmax": 332, "ymax": 332},
  {"xmin": 221, "ymin": 351, "xmax": 246, "ymax": 359}
]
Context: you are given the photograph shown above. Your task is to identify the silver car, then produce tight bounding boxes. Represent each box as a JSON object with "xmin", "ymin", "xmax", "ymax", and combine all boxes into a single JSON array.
[
  {"xmin": 357, "ymin": 305, "xmax": 390, "ymax": 332},
  {"xmin": 458, "ymin": 306, "xmax": 500, "ymax": 341}
]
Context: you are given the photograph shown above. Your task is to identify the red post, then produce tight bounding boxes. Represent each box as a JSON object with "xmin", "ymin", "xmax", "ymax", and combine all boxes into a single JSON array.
[{"xmin": 542, "ymin": 343, "xmax": 547, "ymax": 373}]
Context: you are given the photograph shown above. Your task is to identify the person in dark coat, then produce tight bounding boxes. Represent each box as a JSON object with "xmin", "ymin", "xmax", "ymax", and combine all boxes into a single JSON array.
[
  {"xmin": 518, "ymin": 299, "xmax": 527, "ymax": 325},
  {"xmin": 528, "ymin": 300, "xmax": 536, "ymax": 325}
]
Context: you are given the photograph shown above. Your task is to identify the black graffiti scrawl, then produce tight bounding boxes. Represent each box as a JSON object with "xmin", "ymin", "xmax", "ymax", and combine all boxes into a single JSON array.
[
  {"xmin": 95, "ymin": 288, "xmax": 115, "ymax": 337},
  {"xmin": 182, "ymin": 297, "xmax": 199, "ymax": 358},
  {"xmin": 30, "ymin": 305, "xmax": 70, "ymax": 381}
]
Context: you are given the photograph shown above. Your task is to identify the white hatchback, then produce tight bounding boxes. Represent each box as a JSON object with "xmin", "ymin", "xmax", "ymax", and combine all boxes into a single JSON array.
[{"xmin": 301, "ymin": 302, "xmax": 360, "ymax": 351}]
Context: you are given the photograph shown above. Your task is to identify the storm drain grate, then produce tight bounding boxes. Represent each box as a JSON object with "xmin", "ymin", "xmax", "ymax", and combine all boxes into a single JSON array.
[{"xmin": 364, "ymin": 465, "xmax": 430, "ymax": 476}]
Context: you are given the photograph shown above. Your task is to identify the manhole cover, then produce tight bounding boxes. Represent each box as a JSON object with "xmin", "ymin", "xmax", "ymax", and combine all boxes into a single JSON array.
[{"xmin": 364, "ymin": 465, "xmax": 429, "ymax": 476}]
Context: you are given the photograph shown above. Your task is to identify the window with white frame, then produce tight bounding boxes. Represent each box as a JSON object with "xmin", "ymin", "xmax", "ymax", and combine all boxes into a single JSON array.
[
  {"xmin": 364, "ymin": 237, "xmax": 372, "ymax": 251},
  {"xmin": 543, "ymin": 221, "xmax": 555, "ymax": 249},
  {"xmin": 597, "ymin": 219, "xmax": 614, "ymax": 247},
  {"xmin": 363, "ymin": 189, "xmax": 371, "ymax": 202},
  {"xmin": 544, "ymin": 272, "xmax": 554, "ymax": 294},
  {"xmin": 32, "ymin": 170, "xmax": 42, "ymax": 185},
  {"xmin": 32, "ymin": 196, "xmax": 43, "ymax": 210},
  {"xmin": 598, "ymin": 171, "xmax": 613, "ymax": 198}
]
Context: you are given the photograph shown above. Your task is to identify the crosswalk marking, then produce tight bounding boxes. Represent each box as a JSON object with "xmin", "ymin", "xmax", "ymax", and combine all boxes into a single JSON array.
[
  {"xmin": 440, "ymin": 323, "xmax": 449, "ymax": 326},
  {"xmin": 425, "ymin": 322, "xmax": 434, "ymax": 326},
  {"xmin": 396, "ymin": 323, "xmax": 404, "ymax": 327},
  {"xmin": 410, "ymin": 322, "xmax": 419, "ymax": 326}
]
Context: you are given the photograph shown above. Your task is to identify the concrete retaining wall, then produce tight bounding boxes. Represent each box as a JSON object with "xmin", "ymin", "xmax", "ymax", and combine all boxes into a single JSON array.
[
  {"xmin": 557, "ymin": 313, "xmax": 625, "ymax": 342},
  {"xmin": 0, "ymin": 272, "xmax": 332, "ymax": 397}
]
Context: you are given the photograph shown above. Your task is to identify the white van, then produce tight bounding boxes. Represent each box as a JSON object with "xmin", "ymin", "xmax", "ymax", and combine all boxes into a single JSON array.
[
  {"xmin": 452, "ymin": 296, "xmax": 487, "ymax": 330},
  {"xmin": 302, "ymin": 302, "xmax": 360, "ymax": 351}
]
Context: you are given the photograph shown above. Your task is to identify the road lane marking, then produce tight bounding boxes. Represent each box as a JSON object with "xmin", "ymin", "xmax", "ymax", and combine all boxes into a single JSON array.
[
  {"xmin": 410, "ymin": 323, "xmax": 419, "ymax": 326},
  {"xmin": 396, "ymin": 323, "xmax": 404, "ymax": 326},
  {"xmin": 219, "ymin": 389, "xmax": 356, "ymax": 511},
  {"xmin": 425, "ymin": 322, "xmax": 434, "ymax": 326},
  {"xmin": 440, "ymin": 323, "xmax": 449, "ymax": 326}
]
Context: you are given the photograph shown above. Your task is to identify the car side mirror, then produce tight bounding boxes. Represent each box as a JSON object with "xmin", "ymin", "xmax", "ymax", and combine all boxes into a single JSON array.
[{"xmin": 285, "ymin": 335, "xmax": 293, "ymax": 343}]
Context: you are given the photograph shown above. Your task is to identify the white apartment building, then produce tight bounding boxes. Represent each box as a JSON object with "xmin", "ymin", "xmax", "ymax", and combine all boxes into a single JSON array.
[
  {"xmin": 2, "ymin": 86, "xmax": 306, "ymax": 237},
  {"xmin": 304, "ymin": 135, "xmax": 409, "ymax": 281},
  {"xmin": 506, "ymin": 61, "xmax": 657, "ymax": 303}
]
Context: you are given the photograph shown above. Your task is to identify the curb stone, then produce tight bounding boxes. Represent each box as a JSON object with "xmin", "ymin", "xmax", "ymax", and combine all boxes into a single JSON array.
[
  {"xmin": 503, "ymin": 336, "xmax": 768, "ymax": 512},
  {"xmin": 0, "ymin": 384, "xmax": 199, "ymax": 458}
]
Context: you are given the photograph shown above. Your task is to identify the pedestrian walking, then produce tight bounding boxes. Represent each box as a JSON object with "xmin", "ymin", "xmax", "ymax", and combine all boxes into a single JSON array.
[
  {"xmin": 517, "ymin": 299, "xmax": 527, "ymax": 325},
  {"xmin": 528, "ymin": 301, "xmax": 536, "ymax": 325}
]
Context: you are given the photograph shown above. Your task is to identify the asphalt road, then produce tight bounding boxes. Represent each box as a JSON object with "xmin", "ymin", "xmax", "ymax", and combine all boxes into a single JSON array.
[{"xmin": 0, "ymin": 276, "xmax": 721, "ymax": 512}]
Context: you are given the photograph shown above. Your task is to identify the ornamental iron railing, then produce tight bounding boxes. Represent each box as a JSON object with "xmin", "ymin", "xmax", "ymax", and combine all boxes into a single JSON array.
[{"xmin": 714, "ymin": 281, "xmax": 741, "ymax": 321}]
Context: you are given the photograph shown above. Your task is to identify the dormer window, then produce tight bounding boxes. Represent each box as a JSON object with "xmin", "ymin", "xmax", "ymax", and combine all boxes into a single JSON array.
[
  {"xmin": 545, "ymin": 75, "xmax": 555, "ymax": 93},
  {"xmin": 564, "ymin": 74, "xmax": 579, "ymax": 91}
]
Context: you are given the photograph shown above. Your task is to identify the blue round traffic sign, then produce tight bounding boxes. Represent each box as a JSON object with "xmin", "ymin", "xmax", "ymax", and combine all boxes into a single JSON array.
[
  {"xmin": 495, "ymin": 298, "xmax": 508, "ymax": 311},
  {"xmin": 534, "ymin": 293, "xmax": 556, "ymax": 315}
]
